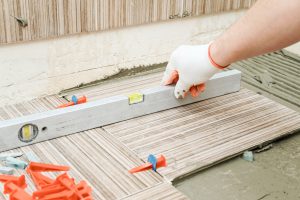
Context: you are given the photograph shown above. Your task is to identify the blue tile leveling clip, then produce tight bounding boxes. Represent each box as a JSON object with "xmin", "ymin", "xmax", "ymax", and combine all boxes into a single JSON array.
[{"xmin": 147, "ymin": 154, "xmax": 157, "ymax": 171}]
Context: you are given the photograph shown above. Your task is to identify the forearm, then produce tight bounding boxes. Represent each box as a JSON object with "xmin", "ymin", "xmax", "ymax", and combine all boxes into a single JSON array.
[{"xmin": 211, "ymin": 0, "xmax": 300, "ymax": 66}]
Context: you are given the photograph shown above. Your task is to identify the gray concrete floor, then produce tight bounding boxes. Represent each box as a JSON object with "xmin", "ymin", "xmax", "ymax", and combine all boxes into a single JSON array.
[{"xmin": 175, "ymin": 132, "xmax": 300, "ymax": 200}]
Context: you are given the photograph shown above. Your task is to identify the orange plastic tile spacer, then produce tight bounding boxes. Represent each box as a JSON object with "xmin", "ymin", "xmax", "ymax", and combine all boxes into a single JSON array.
[
  {"xmin": 57, "ymin": 96, "xmax": 87, "ymax": 108},
  {"xmin": 26, "ymin": 169, "xmax": 55, "ymax": 190},
  {"xmin": 33, "ymin": 188, "xmax": 76, "ymax": 200},
  {"xmin": 3, "ymin": 182, "xmax": 32, "ymax": 200},
  {"xmin": 52, "ymin": 173, "xmax": 76, "ymax": 189},
  {"xmin": 32, "ymin": 173, "xmax": 70, "ymax": 198},
  {"xmin": 74, "ymin": 181, "xmax": 93, "ymax": 200},
  {"xmin": 129, "ymin": 155, "xmax": 167, "ymax": 174},
  {"xmin": 54, "ymin": 174, "xmax": 92, "ymax": 200},
  {"xmin": 0, "ymin": 174, "xmax": 27, "ymax": 189},
  {"xmin": 32, "ymin": 173, "xmax": 93, "ymax": 200},
  {"xmin": 27, "ymin": 162, "xmax": 70, "ymax": 172}
]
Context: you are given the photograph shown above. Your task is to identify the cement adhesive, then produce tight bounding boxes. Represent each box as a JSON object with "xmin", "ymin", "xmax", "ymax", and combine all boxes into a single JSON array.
[
  {"xmin": 175, "ymin": 133, "xmax": 300, "ymax": 200},
  {"xmin": 231, "ymin": 50, "xmax": 300, "ymax": 112}
]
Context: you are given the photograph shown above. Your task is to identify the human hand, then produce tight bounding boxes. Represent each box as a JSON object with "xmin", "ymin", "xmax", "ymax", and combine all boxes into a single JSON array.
[{"xmin": 162, "ymin": 44, "xmax": 227, "ymax": 98}]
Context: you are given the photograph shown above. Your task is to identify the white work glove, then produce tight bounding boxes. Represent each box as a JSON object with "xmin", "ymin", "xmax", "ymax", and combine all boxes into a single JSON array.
[{"xmin": 162, "ymin": 44, "xmax": 227, "ymax": 98}]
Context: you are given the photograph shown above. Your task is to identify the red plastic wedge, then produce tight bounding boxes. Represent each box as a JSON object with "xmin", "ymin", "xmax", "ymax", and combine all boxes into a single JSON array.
[
  {"xmin": 32, "ymin": 173, "xmax": 92, "ymax": 200},
  {"xmin": 3, "ymin": 182, "xmax": 32, "ymax": 200},
  {"xmin": 57, "ymin": 96, "xmax": 87, "ymax": 108},
  {"xmin": 27, "ymin": 169, "xmax": 55, "ymax": 190},
  {"xmin": 50, "ymin": 173, "xmax": 92, "ymax": 200},
  {"xmin": 129, "ymin": 155, "xmax": 167, "ymax": 174},
  {"xmin": 46, "ymin": 173, "xmax": 76, "ymax": 190},
  {"xmin": 74, "ymin": 181, "xmax": 92, "ymax": 200},
  {"xmin": 27, "ymin": 162, "xmax": 70, "ymax": 172},
  {"xmin": 0, "ymin": 174, "xmax": 27, "ymax": 189},
  {"xmin": 33, "ymin": 189, "xmax": 76, "ymax": 200}
]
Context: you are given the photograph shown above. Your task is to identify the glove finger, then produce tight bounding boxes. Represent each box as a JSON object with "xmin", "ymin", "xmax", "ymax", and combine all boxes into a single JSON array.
[
  {"xmin": 197, "ymin": 83, "xmax": 206, "ymax": 92},
  {"xmin": 162, "ymin": 62, "xmax": 178, "ymax": 85},
  {"xmin": 189, "ymin": 83, "xmax": 206, "ymax": 97},
  {"xmin": 174, "ymin": 79, "xmax": 191, "ymax": 99},
  {"xmin": 189, "ymin": 86, "xmax": 200, "ymax": 97},
  {"xmin": 168, "ymin": 70, "xmax": 179, "ymax": 85}
]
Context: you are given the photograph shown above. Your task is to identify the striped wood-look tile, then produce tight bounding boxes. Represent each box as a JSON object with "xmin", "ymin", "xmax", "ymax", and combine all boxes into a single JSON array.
[
  {"xmin": 102, "ymin": 88, "xmax": 300, "ymax": 181},
  {"xmin": 121, "ymin": 182, "xmax": 188, "ymax": 200},
  {"xmin": 0, "ymin": 96, "xmax": 172, "ymax": 200}
]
